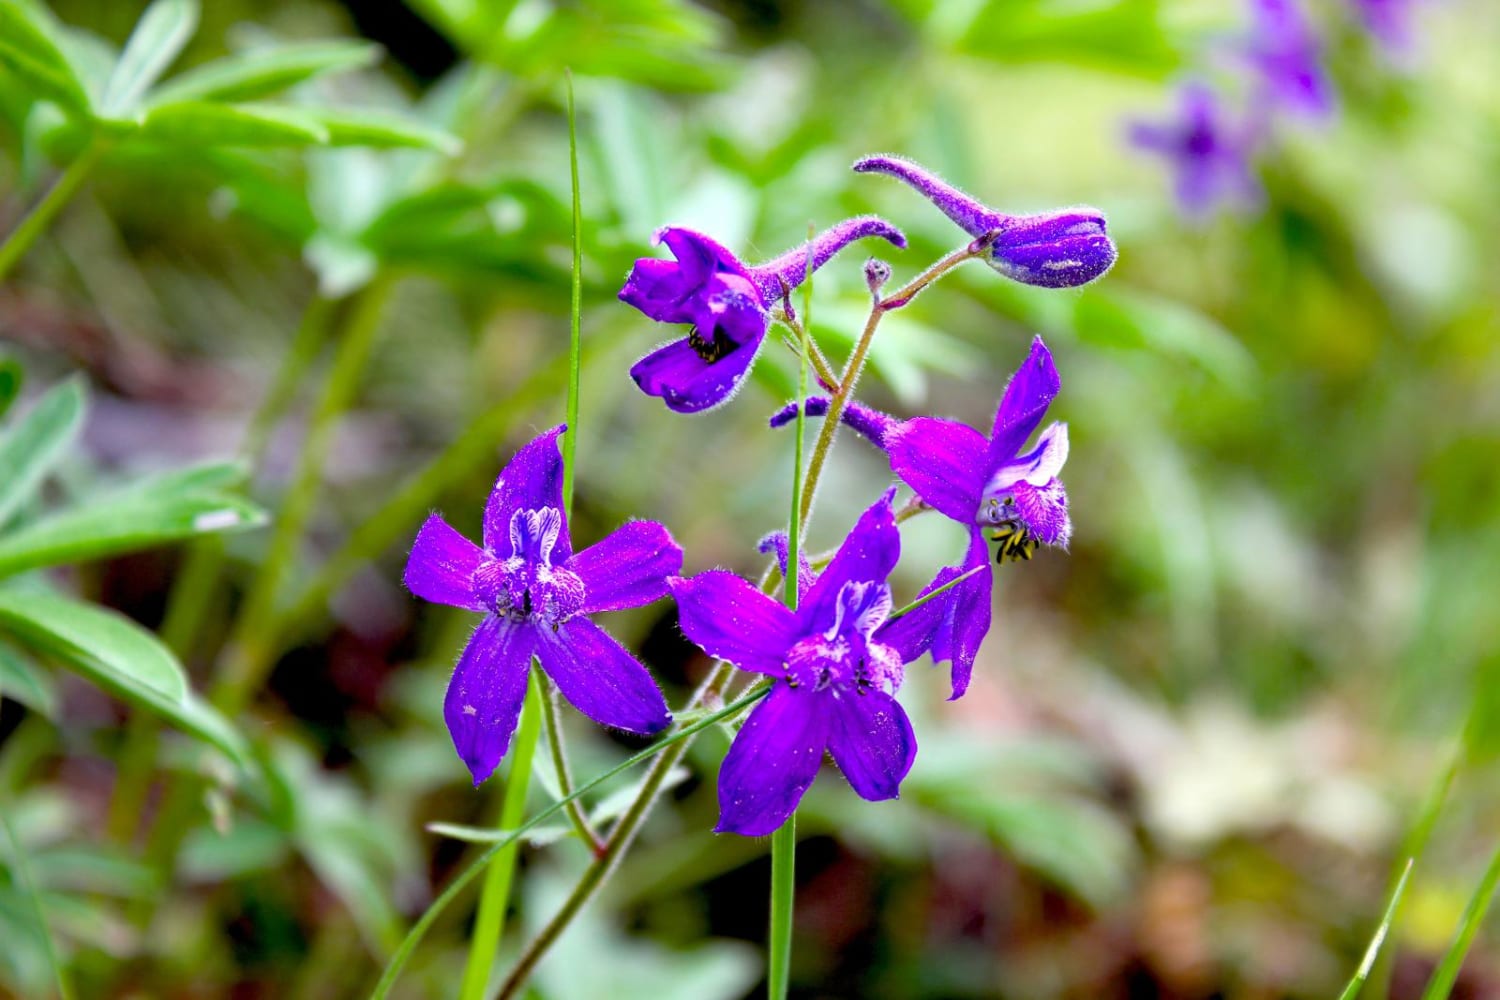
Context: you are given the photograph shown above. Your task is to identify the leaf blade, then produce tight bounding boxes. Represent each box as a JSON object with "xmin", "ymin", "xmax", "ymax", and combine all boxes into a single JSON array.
[
  {"xmin": 0, "ymin": 377, "xmax": 85, "ymax": 529},
  {"xmin": 101, "ymin": 0, "xmax": 198, "ymax": 116},
  {"xmin": 145, "ymin": 39, "xmax": 380, "ymax": 106},
  {"xmin": 0, "ymin": 1, "xmax": 92, "ymax": 116},
  {"xmin": 139, "ymin": 99, "xmax": 329, "ymax": 147}
]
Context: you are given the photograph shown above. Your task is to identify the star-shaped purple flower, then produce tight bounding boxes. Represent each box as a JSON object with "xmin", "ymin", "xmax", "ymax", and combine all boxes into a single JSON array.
[
  {"xmin": 852, "ymin": 155, "xmax": 1116, "ymax": 289},
  {"xmin": 668, "ymin": 491, "xmax": 941, "ymax": 837},
  {"xmin": 1129, "ymin": 83, "xmax": 1262, "ymax": 218},
  {"xmin": 404, "ymin": 426, "xmax": 680, "ymax": 785},
  {"xmin": 620, "ymin": 218, "xmax": 906, "ymax": 414},
  {"xmin": 1241, "ymin": 0, "xmax": 1335, "ymax": 118}
]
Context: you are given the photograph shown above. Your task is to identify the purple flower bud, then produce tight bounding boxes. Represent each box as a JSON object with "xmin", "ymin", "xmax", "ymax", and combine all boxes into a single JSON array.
[
  {"xmin": 864, "ymin": 257, "xmax": 892, "ymax": 297},
  {"xmin": 852, "ymin": 154, "xmax": 1117, "ymax": 289},
  {"xmin": 767, "ymin": 395, "xmax": 896, "ymax": 449}
]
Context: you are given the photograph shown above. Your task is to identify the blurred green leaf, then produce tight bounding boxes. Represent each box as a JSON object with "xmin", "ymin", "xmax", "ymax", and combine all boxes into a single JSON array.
[
  {"xmin": 1074, "ymin": 289, "xmax": 1257, "ymax": 388},
  {"xmin": 1419, "ymin": 847, "xmax": 1500, "ymax": 1000},
  {"xmin": 146, "ymin": 39, "xmax": 380, "ymax": 106},
  {"xmin": 139, "ymin": 99, "xmax": 328, "ymax": 147},
  {"xmin": 0, "ymin": 467, "xmax": 265, "ymax": 579},
  {"xmin": 1338, "ymin": 859, "xmax": 1411, "ymax": 1000},
  {"xmin": 0, "ymin": 377, "xmax": 85, "ymax": 530},
  {"xmin": 0, "ymin": 588, "xmax": 249, "ymax": 766},
  {"xmin": 0, "ymin": 640, "xmax": 56, "ymax": 717},
  {"xmin": 100, "ymin": 0, "xmax": 198, "ymax": 117},
  {"xmin": 0, "ymin": 0, "xmax": 92, "ymax": 116},
  {"xmin": 0, "ymin": 358, "xmax": 21, "ymax": 418},
  {"xmin": 297, "ymin": 108, "xmax": 461, "ymax": 153}
]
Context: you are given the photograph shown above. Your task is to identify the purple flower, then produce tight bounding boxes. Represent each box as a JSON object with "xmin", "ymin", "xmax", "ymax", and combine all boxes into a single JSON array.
[
  {"xmin": 852, "ymin": 155, "xmax": 1116, "ymax": 289},
  {"xmin": 1129, "ymin": 83, "xmax": 1262, "ymax": 217},
  {"xmin": 403, "ymin": 426, "xmax": 680, "ymax": 785},
  {"xmin": 621, "ymin": 218, "xmax": 906, "ymax": 414},
  {"xmin": 1349, "ymin": 0, "xmax": 1419, "ymax": 51},
  {"xmin": 668, "ymin": 491, "xmax": 942, "ymax": 837},
  {"xmin": 1241, "ymin": 0, "xmax": 1335, "ymax": 118}
]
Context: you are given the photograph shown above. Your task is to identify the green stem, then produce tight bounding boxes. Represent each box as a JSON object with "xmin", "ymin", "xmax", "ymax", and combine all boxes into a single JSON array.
[
  {"xmin": 211, "ymin": 277, "xmax": 393, "ymax": 715},
  {"xmin": 767, "ymin": 819, "xmax": 797, "ymax": 999},
  {"xmin": 494, "ymin": 662, "xmax": 737, "ymax": 1000},
  {"xmin": 368, "ymin": 670, "xmax": 762, "ymax": 1000},
  {"xmin": 1419, "ymin": 842, "xmax": 1500, "ymax": 1000},
  {"xmin": 542, "ymin": 680, "xmax": 603, "ymax": 853},
  {"xmin": 562, "ymin": 70, "xmax": 582, "ymax": 512},
  {"xmin": 0, "ymin": 140, "xmax": 106, "ymax": 284},
  {"xmin": 460, "ymin": 668, "xmax": 545, "ymax": 1000}
]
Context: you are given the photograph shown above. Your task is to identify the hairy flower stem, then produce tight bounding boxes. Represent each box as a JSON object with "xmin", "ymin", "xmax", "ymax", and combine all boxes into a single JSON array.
[
  {"xmin": 0, "ymin": 139, "xmax": 107, "ymax": 283},
  {"xmin": 543, "ymin": 682, "xmax": 604, "ymax": 853},
  {"xmin": 460, "ymin": 669, "xmax": 546, "ymax": 1000},
  {"xmin": 797, "ymin": 242, "xmax": 983, "ymax": 530},
  {"xmin": 495, "ymin": 661, "xmax": 736, "ymax": 1000}
]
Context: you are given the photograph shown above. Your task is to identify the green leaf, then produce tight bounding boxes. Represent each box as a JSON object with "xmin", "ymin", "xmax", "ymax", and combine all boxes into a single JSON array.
[
  {"xmin": 101, "ymin": 0, "xmax": 197, "ymax": 117},
  {"xmin": 0, "ymin": 588, "xmax": 249, "ymax": 766},
  {"xmin": 1419, "ymin": 848, "xmax": 1500, "ymax": 1000},
  {"xmin": 0, "ymin": 471, "xmax": 265, "ymax": 579},
  {"xmin": 301, "ymin": 108, "xmax": 460, "ymax": 153},
  {"xmin": 146, "ymin": 39, "xmax": 379, "ymax": 106},
  {"xmin": 0, "ymin": 640, "xmax": 56, "ymax": 717},
  {"xmin": 0, "ymin": 1, "xmax": 92, "ymax": 116},
  {"xmin": 0, "ymin": 377, "xmax": 85, "ymax": 530},
  {"xmin": 1339, "ymin": 858, "xmax": 1413, "ymax": 1000},
  {"xmin": 139, "ymin": 100, "xmax": 328, "ymax": 147}
]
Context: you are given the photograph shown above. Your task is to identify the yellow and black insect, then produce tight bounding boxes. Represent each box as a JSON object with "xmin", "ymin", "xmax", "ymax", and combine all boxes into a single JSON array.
[{"xmin": 990, "ymin": 522, "xmax": 1039, "ymax": 563}]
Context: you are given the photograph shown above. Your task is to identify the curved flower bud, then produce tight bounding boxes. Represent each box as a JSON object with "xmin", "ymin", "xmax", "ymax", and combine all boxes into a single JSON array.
[
  {"xmin": 621, "ymin": 218, "xmax": 905, "ymax": 414},
  {"xmin": 853, "ymin": 154, "xmax": 1116, "ymax": 288}
]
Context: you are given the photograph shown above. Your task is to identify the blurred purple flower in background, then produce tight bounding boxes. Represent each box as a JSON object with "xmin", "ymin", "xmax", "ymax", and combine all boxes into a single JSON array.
[
  {"xmin": 669, "ymin": 491, "xmax": 941, "ymax": 836},
  {"xmin": 1349, "ymin": 0, "xmax": 1420, "ymax": 50},
  {"xmin": 1242, "ymin": 0, "xmax": 1336, "ymax": 117},
  {"xmin": 621, "ymin": 218, "xmax": 906, "ymax": 413},
  {"xmin": 1130, "ymin": 82, "xmax": 1263, "ymax": 217},
  {"xmin": 404, "ymin": 426, "xmax": 680, "ymax": 785},
  {"xmin": 852, "ymin": 154, "xmax": 1117, "ymax": 289}
]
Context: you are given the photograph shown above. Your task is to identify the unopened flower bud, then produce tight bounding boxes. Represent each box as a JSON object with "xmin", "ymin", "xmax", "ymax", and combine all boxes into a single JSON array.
[{"xmin": 864, "ymin": 257, "xmax": 891, "ymax": 297}]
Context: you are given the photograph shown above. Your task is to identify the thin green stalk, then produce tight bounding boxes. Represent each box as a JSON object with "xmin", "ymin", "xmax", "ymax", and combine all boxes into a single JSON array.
[
  {"xmin": 0, "ymin": 140, "xmax": 107, "ymax": 284},
  {"xmin": 211, "ymin": 277, "xmax": 393, "ymax": 714},
  {"xmin": 562, "ymin": 70, "xmax": 582, "ymax": 511},
  {"xmin": 459, "ymin": 669, "xmax": 545, "ymax": 1000},
  {"xmin": 1337, "ymin": 859, "xmax": 1413, "ymax": 1000},
  {"xmin": 768, "ymin": 228, "xmax": 815, "ymax": 1000},
  {"xmin": 1418, "ymin": 844, "xmax": 1500, "ymax": 1000},
  {"xmin": 542, "ymin": 681, "xmax": 603, "ymax": 853},
  {"xmin": 2, "ymin": 813, "xmax": 74, "ymax": 1000},
  {"xmin": 494, "ymin": 663, "xmax": 737, "ymax": 1000},
  {"xmin": 368, "ymin": 671, "xmax": 763, "ymax": 1000}
]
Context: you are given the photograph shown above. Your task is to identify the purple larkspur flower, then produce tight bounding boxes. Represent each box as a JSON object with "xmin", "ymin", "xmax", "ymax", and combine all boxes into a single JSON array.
[
  {"xmin": 620, "ymin": 218, "xmax": 906, "ymax": 414},
  {"xmin": 769, "ymin": 338, "xmax": 1069, "ymax": 699},
  {"xmin": 1241, "ymin": 0, "xmax": 1335, "ymax": 118},
  {"xmin": 404, "ymin": 426, "xmax": 679, "ymax": 785},
  {"xmin": 1349, "ymin": 0, "xmax": 1419, "ymax": 50},
  {"xmin": 668, "ymin": 491, "xmax": 943, "ymax": 837},
  {"xmin": 852, "ymin": 155, "xmax": 1116, "ymax": 290},
  {"xmin": 1129, "ymin": 83, "xmax": 1262, "ymax": 217}
]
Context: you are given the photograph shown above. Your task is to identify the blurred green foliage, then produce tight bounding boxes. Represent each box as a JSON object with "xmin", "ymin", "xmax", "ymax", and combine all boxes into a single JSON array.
[{"xmin": 1, "ymin": 0, "xmax": 1498, "ymax": 998}]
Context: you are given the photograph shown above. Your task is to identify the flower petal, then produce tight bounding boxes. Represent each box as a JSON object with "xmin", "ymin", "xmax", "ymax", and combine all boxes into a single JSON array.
[
  {"xmin": 799, "ymin": 489, "xmax": 900, "ymax": 635},
  {"xmin": 987, "ymin": 336, "xmax": 1060, "ymax": 466},
  {"xmin": 657, "ymin": 226, "xmax": 751, "ymax": 284},
  {"xmin": 669, "ymin": 570, "xmax": 798, "ymax": 676},
  {"xmin": 826, "ymin": 689, "xmax": 916, "ymax": 801},
  {"xmin": 875, "ymin": 564, "xmax": 963, "ymax": 663},
  {"xmin": 1012, "ymin": 477, "xmax": 1072, "ymax": 548},
  {"xmin": 405, "ymin": 513, "xmax": 486, "ymax": 611},
  {"xmin": 535, "ymin": 618, "xmax": 671, "ymax": 735},
  {"xmin": 932, "ymin": 530, "xmax": 994, "ymax": 700},
  {"xmin": 619, "ymin": 256, "xmax": 694, "ymax": 323},
  {"xmin": 629, "ymin": 335, "xmax": 760, "ymax": 414},
  {"xmin": 986, "ymin": 421, "xmax": 1069, "ymax": 496},
  {"xmin": 482, "ymin": 426, "xmax": 570, "ymax": 561},
  {"xmin": 444, "ymin": 617, "xmax": 536, "ymax": 785},
  {"xmin": 887, "ymin": 417, "xmax": 988, "ymax": 523},
  {"xmin": 715, "ymin": 684, "xmax": 830, "ymax": 837},
  {"xmin": 569, "ymin": 520, "xmax": 684, "ymax": 613}
]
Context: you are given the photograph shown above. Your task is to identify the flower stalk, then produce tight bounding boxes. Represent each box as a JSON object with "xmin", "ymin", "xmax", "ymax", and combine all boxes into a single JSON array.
[{"xmin": 0, "ymin": 139, "xmax": 108, "ymax": 283}]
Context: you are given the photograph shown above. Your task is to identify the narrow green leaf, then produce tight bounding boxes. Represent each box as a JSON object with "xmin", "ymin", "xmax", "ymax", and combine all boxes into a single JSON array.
[
  {"xmin": 0, "ymin": 1, "xmax": 92, "ymax": 116},
  {"xmin": 1338, "ymin": 858, "xmax": 1414, "ymax": 1000},
  {"xmin": 0, "ymin": 482, "xmax": 265, "ymax": 579},
  {"xmin": 101, "ymin": 0, "xmax": 197, "ymax": 116},
  {"xmin": 139, "ymin": 100, "xmax": 329, "ymax": 147},
  {"xmin": 0, "ymin": 815, "xmax": 73, "ymax": 1000},
  {"xmin": 146, "ymin": 39, "xmax": 379, "ymax": 106},
  {"xmin": 303, "ymin": 109, "xmax": 460, "ymax": 153},
  {"xmin": 0, "ymin": 376, "xmax": 85, "ymax": 529},
  {"xmin": 1419, "ymin": 847, "xmax": 1500, "ymax": 1000},
  {"xmin": 0, "ymin": 588, "xmax": 249, "ymax": 765},
  {"xmin": 0, "ymin": 640, "xmax": 56, "ymax": 717}
]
